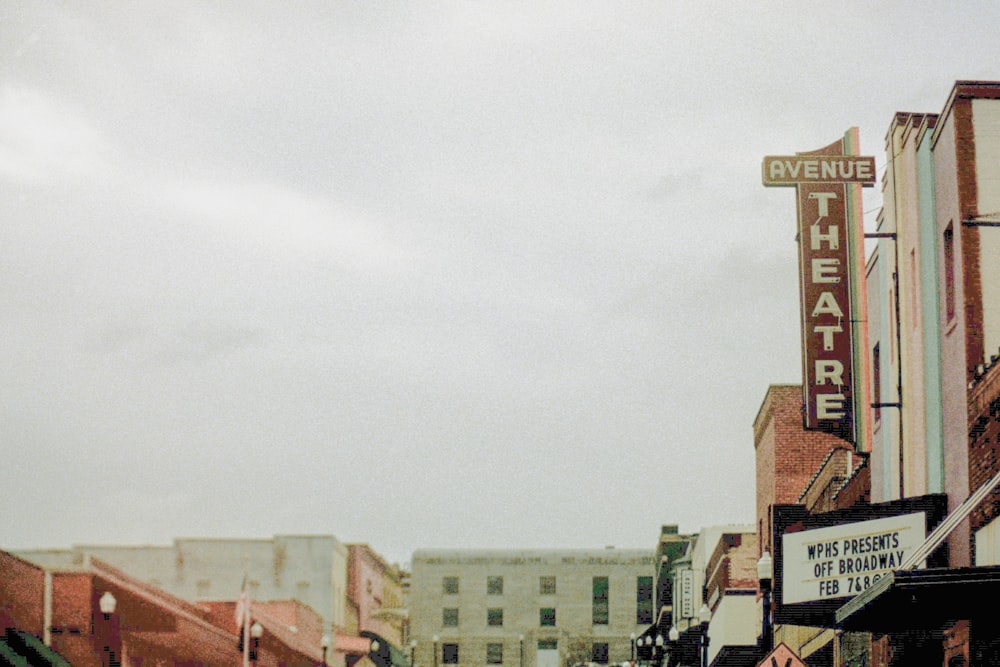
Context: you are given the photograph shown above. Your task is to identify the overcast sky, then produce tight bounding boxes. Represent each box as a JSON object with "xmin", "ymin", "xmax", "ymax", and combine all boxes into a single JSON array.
[{"xmin": 4, "ymin": 3, "xmax": 1000, "ymax": 567}]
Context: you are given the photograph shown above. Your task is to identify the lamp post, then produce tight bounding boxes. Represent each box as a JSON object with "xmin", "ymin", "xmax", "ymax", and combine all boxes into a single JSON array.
[
  {"xmin": 666, "ymin": 627, "xmax": 679, "ymax": 667},
  {"xmin": 519, "ymin": 634, "xmax": 524, "ymax": 667},
  {"xmin": 655, "ymin": 636, "xmax": 664, "ymax": 667},
  {"xmin": 433, "ymin": 635, "xmax": 439, "ymax": 667},
  {"xmin": 697, "ymin": 605, "xmax": 712, "ymax": 667},
  {"xmin": 757, "ymin": 551, "xmax": 773, "ymax": 655},
  {"xmin": 98, "ymin": 592, "xmax": 121, "ymax": 667},
  {"xmin": 322, "ymin": 635, "xmax": 332, "ymax": 667},
  {"xmin": 250, "ymin": 621, "xmax": 263, "ymax": 666},
  {"xmin": 630, "ymin": 633, "xmax": 636, "ymax": 664},
  {"xmin": 410, "ymin": 640, "xmax": 418, "ymax": 667}
]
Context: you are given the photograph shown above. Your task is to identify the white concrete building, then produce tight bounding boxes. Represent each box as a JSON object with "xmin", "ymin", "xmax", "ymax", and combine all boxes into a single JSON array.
[{"xmin": 409, "ymin": 548, "xmax": 656, "ymax": 667}]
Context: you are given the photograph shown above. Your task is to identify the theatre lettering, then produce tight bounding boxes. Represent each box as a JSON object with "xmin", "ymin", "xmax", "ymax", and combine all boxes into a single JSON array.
[{"xmin": 762, "ymin": 135, "xmax": 876, "ymax": 440}]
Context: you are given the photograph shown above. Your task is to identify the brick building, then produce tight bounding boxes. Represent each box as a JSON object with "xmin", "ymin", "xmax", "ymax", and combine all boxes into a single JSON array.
[
  {"xmin": 15, "ymin": 535, "xmax": 406, "ymax": 667},
  {"xmin": 838, "ymin": 80, "xmax": 1000, "ymax": 667},
  {"xmin": 0, "ymin": 549, "xmax": 326, "ymax": 667},
  {"xmin": 754, "ymin": 384, "xmax": 855, "ymax": 558}
]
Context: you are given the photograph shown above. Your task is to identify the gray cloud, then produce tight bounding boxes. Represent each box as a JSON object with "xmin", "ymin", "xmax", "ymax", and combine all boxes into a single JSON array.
[{"xmin": 3, "ymin": 2, "xmax": 1000, "ymax": 564}]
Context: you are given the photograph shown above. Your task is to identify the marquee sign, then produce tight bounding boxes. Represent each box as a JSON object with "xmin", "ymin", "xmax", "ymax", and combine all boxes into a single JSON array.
[
  {"xmin": 770, "ymin": 495, "xmax": 947, "ymax": 628},
  {"xmin": 763, "ymin": 135, "xmax": 876, "ymax": 440},
  {"xmin": 781, "ymin": 512, "xmax": 925, "ymax": 604}
]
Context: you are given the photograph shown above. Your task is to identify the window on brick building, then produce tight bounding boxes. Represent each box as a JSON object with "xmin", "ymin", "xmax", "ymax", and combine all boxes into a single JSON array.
[
  {"xmin": 487, "ymin": 576, "xmax": 504, "ymax": 595},
  {"xmin": 592, "ymin": 643, "xmax": 609, "ymax": 664},
  {"xmin": 944, "ymin": 223, "xmax": 956, "ymax": 322},
  {"xmin": 538, "ymin": 640, "xmax": 557, "ymax": 651},
  {"xmin": 443, "ymin": 577, "xmax": 459, "ymax": 595},
  {"xmin": 443, "ymin": 608, "xmax": 459, "ymax": 627},
  {"xmin": 442, "ymin": 644, "xmax": 459, "ymax": 664},
  {"xmin": 488, "ymin": 608, "xmax": 503, "ymax": 626},
  {"xmin": 487, "ymin": 643, "xmax": 503, "ymax": 664},
  {"xmin": 540, "ymin": 607, "xmax": 556, "ymax": 626},
  {"xmin": 539, "ymin": 576, "xmax": 556, "ymax": 595}
]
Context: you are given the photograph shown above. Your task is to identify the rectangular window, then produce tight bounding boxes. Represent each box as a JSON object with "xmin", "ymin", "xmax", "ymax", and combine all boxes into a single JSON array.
[
  {"xmin": 539, "ymin": 576, "xmax": 556, "ymax": 595},
  {"xmin": 443, "ymin": 577, "xmax": 459, "ymax": 595},
  {"xmin": 538, "ymin": 640, "xmax": 558, "ymax": 651},
  {"xmin": 540, "ymin": 607, "xmax": 556, "ymax": 626},
  {"xmin": 944, "ymin": 223, "xmax": 956, "ymax": 322},
  {"xmin": 442, "ymin": 644, "xmax": 459, "ymax": 665},
  {"xmin": 636, "ymin": 576, "xmax": 653, "ymax": 624},
  {"xmin": 487, "ymin": 576, "xmax": 504, "ymax": 595},
  {"xmin": 443, "ymin": 608, "xmax": 459, "ymax": 627},
  {"xmin": 872, "ymin": 343, "xmax": 881, "ymax": 424},
  {"xmin": 592, "ymin": 576, "xmax": 609, "ymax": 625},
  {"xmin": 487, "ymin": 643, "xmax": 503, "ymax": 664},
  {"xmin": 592, "ymin": 643, "xmax": 609, "ymax": 664},
  {"xmin": 487, "ymin": 608, "xmax": 504, "ymax": 626}
]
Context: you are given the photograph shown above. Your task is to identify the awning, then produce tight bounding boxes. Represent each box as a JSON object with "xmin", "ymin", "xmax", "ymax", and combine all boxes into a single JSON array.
[
  {"xmin": 0, "ymin": 629, "xmax": 73, "ymax": 667},
  {"xmin": 835, "ymin": 565, "xmax": 1000, "ymax": 632},
  {"xmin": 361, "ymin": 631, "xmax": 409, "ymax": 667},
  {"xmin": 335, "ymin": 634, "xmax": 376, "ymax": 655},
  {"xmin": 708, "ymin": 645, "xmax": 766, "ymax": 667}
]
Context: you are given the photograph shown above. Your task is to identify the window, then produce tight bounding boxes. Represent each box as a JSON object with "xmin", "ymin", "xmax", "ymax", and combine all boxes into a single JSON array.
[
  {"xmin": 442, "ymin": 644, "xmax": 459, "ymax": 665},
  {"xmin": 592, "ymin": 576, "xmax": 609, "ymax": 625},
  {"xmin": 540, "ymin": 607, "xmax": 556, "ymax": 626},
  {"xmin": 487, "ymin": 608, "xmax": 504, "ymax": 626},
  {"xmin": 487, "ymin": 643, "xmax": 503, "ymax": 664},
  {"xmin": 592, "ymin": 643, "xmax": 609, "ymax": 664},
  {"xmin": 539, "ymin": 576, "xmax": 556, "ymax": 595},
  {"xmin": 487, "ymin": 576, "xmax": 504, "ymax": 595},
  {"xmin": 636, "ymin": 576, "xmax": 653, "ymax": 624},
  {"xmin": 443, "ymin": 608, "xmax": 459, "ymax": 627},
  {"xmin": 944, "ymin": 223, "xmax": 956, "ymax": 322},
  {"xmin": 443, "ymin": 577, "xmax": 459, "ymax": 595},
  {"xmin": 872, "ymin": 343, "xmax": 881, "ymax": 424},
  {"xmin": 538, "ymin": 640, "xmax": 558, "ymax": 651}
]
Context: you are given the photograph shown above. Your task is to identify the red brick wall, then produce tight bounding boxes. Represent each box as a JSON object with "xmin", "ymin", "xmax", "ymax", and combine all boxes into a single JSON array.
[
  {"xmin": 755, "ymin": 385, "xmax": 854, "ymax": 555},
  {"xmin": 0, "ymin": 551, "xmax": 45, "ymax": 635},
  {"xmin": 968, "ymin": 363, "xmax": 1000, "ymax": 537}
]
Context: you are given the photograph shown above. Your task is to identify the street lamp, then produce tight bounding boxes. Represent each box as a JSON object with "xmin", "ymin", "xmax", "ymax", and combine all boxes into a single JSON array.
[
  {"xmin": 630, "ymin": 633, "xmax": 636, "ymax": 663},
  {"xmin": 97, "ymin": 592, "xmax": 121, "ymax": 667},
  {"xmin": 433, "ymin": 635, "xmax": 440, "ymax": 667},
  {"xmin": 757, "ymin": 551, "xmax": 773, "ymax": 654},
  {"xmin": 250, "ymin": 621, "xmax": 263, "ymax": 666},
  {"xmin": 664, "ymin": 628, "xmax": 678, "ymax": 667},
  {"xmin": 654, "ymin": 636, "xmax": 664, "ymax": 667},
  {"xmin": 519, "ymin": 634, "xmax": 525, "ymax": 667},
  {"xmin": 322, "ymin": 635, "xmax": 332, "ymax": 667},
  {"xmin": 410, "ymin": 639, "xmax": 418, "ymax": 667},
  {"xmin": 698, "ymin": 605, "xmax": 712, "ymax": 667}
]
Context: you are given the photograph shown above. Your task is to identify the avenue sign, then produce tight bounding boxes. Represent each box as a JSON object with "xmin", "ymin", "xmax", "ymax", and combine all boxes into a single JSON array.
[
  {"xmin": 781, "ymin": 512, "xmax": 926, "ymax": 605},
  {"xmin": 762, "ymin": 155, "xmax": 877, "ymax": 186}
]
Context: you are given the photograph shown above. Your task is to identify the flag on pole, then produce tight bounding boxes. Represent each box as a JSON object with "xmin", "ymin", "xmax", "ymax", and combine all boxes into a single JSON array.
[
  {"xmin": 235, "ymin": 587, "xmax": 248, "ymax": 631},
  {"xmin": 237, "ymin": 576, "xmax": 251, "ymax": 667}
]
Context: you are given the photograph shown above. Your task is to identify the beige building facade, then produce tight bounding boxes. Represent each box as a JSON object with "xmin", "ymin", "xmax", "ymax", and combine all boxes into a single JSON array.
[{"xmin": 409, "ymin": 549, "xmax": 656, "ymax": 667}]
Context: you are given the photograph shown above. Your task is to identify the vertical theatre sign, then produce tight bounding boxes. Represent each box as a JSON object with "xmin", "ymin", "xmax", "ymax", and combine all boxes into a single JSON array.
[{"xmin": 763, "ymin": 134, "xmax": 876, "ymax": 441}]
